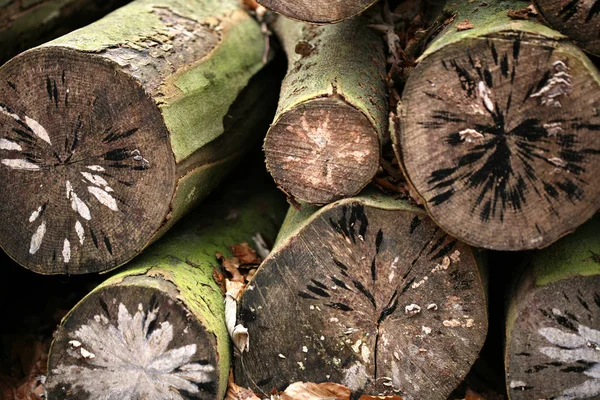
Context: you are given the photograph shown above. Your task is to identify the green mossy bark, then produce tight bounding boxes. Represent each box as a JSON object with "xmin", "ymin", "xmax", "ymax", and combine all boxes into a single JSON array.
[
  {"xmin": 50, "ymin": 177, "xmax": 287, "ymax": 399},
  {"xmin": 271, "ymin": 16, "xmax": 387, "ymax": 140}
]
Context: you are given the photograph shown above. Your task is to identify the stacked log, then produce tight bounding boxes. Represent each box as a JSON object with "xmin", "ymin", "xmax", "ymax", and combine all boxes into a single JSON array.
[
  {"xmin": 0, "ymin": 0, "xmax": 280, "ymax": 274},
  {"xmin": 505, "ymin": 215, "xmax": 600, "ymax": 400},
  {"xmin": 395, "ymin": 0, "xmax": 600, "ymax": 251},
  {"xmin": 256, "ymin": 0, "xmax": 379, "ymax": 24},
  {"xmin": 45, "ymin": 171, "xmax": 287, "ymax": 399},
  {"xmin": 235, "ymin": 191, "xmax": 488, "ymax": 400},
  {"xmin": 263, "ymin": 15, "xmax": 387, "ymax": 205}
]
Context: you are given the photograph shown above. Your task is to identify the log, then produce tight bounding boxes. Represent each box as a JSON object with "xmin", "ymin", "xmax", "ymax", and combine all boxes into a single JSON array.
[
  {"xmin": 0, "ymin": 0, "xmax": 130, "ymax": 65},
  {"xmin": 234, "ymin": 190, "xmax": 488, "ymax": 399},
  {"xmin": 534, "ymin": 0, "xmax": 600, "ymax": 56},
  {"xmin": 45, "ymin": 169, "xmax": 288, "ymax": 400},
  {"xmin": 504, "ymin": 215, "xmax": 600, "ymax": 400},
  {"xmin": 263, "ymin": 15, "xmax": 387, "ymax": 205},
  {"xmin": 256, "ymin": 0, "xmax": 379, "ymax": 24},
  {"xmin": 395, "ymin": 0, "xmax": 600, "ymax": 251},
  {"xmin": 0, "ymin": 0, "xmax": 279, "ymax": 274}
]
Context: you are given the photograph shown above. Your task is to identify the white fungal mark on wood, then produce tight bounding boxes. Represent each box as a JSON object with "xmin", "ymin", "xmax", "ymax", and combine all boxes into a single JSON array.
[
  {"xmin": 278, "ymin": 353, "xmax": 286, "ymax": 359},
  {"xmin": 29, "ymin": 206, "xmax": 42, "ymax": 223},
  {"xmin": 510, "ymin": 380, "xmax": 529, "ymax": 389},
  {"xmin": 360, "ymin": 344, "xmax": 370, "ymax": 363},
  {"xmin": 75, "ymin": 221, "xmax": 85, "ymax": 245},
  {"xmin": 427, "ymin": 303, "xmax": 438, "ymax": 311},
  {"xmin": 431, "ymin": 256, "xmax": 451, "ymax": 273},
  {"xmin": 0, "ymin": 104, "xmax": 21, "ymax": 121},
  {"xmin": 29, "ymin": 221, "xmax": 46, "ymax": 254},
  {"xmin": 548, "ymin": 157, "xmax": 568, "ymax": 168},
  {"xmin": 88, "ymin": 186, "xmax": 119, "ymax": 212},
  {"xmin": 389, "ymin": 256, "xmax": 399, "ymax": 283},
  {"xmin": 351, "ymin": 339, "xmax": 363, "ymax": 353},
  {"xmin": 62, "ymin": 239, "xmax": 71, "ymax": 263},
  {"xmin": 411, "ymin": 276, "xmax": 428, "ymax": 289},
  {"xmin": 86, "ymin": 165, "xmax": 105, "ymax": 172},
  {"xmin": 421, "ymin": 326, "xmax": 432, "ymax": 335},
  {"xmin": 450, "ymin": 250, "xmax": 461, "ymax": 263},
  {"xmin": 66, "ymin": 181, "xmax": 91, "ymax": 221},
  {"xmin": 81, "ymin": 172, "xmax": 109, "ymax": 188},
  {"xmin": 302, "ymin": 346, "xmax": 308, "ymax": 353},
  {"xmin": 538, "ymin": 324, "xmax": 600, "ymax": 399},
  {"xmin": 51, "ymin": 302, "xmax": 215, "ymax": 398},
  {"xmin": 0, "ymin": 139, "xmax": 22, "ymax": 151},
  {"xmin": 477, "ymin": 81, "xmax": 494, "ymax": 113},
  {"xmin": 544, "ymin": 122, "xmax": 564, "ymax": 137},
  {"xmin": 342, "ymin": 363, "xmax": 369, "ymax": 391},
  {"xmin": 130, "ymin": 149, "xmax": 150, "ymax": 168},
  {"xmin": 405, "ymin": 304, "xmax": 422, "ymax": 316},
  {"xmin": 530, "ymin": 60, "xmax": 572, "ymax": 107},
  {"xmin": 24, "ymin": 116, "xmax": 51, "ymax": 144},
  {"xmin": 459, "ymin": 128, "xmax": 484, "ymax": 143},
  {"xmin": 1, "ymin": 159, "xmax": 40, "ymax": 170},
  {"xmin": 443, "ymin": 319, "xmax": 462, "ymax": 327}
]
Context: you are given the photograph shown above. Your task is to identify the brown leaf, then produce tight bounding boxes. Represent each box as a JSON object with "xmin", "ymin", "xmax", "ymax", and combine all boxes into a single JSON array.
[
  {"xmin": 279, "ymin": 382, "xmax": 351, "ymax": 400},
  {"xmin": 239, "ymin": 0, "xmax": 260, "ymax": 11},
  {"xmin": 465, "ymin": 388, "xmax": 486, "ymax": 400},
  {"xmin": 225, "ymin": 370, "xmax": 261, "ymax": 400},
  {"xmin": 456, "ymin": 19, "xmax": 474, "ymax": 31},
  {"xmin": 507, "ymin": 4, "xmax": 538, "ymax": 20},
  {"xmin": 217, "ymin": 253, "xmax": 245, "ymax": 283},
  {"xmin": 232, "ymin": 243, "xmax": 262, "ymax": 266}
]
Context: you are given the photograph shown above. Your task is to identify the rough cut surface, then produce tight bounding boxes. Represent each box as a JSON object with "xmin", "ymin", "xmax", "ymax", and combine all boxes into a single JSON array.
[
  {"xmin": 256, "ymin": 0, "xmax": 378, "ymax": 23},
  {"xmin": 398, "ymin": 0, "xmax": 600, "ymax": 251},
  {"xmin": 236, "ymin": 193, "xmax": 487, "ymax": 400},
  {"xmin": 0, "ymin": 0, "xmax": 274, "ymax": 274}
]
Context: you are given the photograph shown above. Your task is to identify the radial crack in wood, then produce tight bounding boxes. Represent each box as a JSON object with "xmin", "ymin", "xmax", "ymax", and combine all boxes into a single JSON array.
[
  {"xmin": 235, "ymin": 192, "xmax": 487, "ymax": 399},
  {"xmin": 264, "ymin": 16, "xmax": 387, "ymax": 205},
  {"xmin": 397, "ymin": 0, "xmax": 600, "ymax": 251},
  {"xmin": 505, "ymin": 215, "xmax": 600, "ymax": 400},
  {"xmin": 0, "ymin": 0, "xmax": 279, "ymax": 274},
  {"xmin": 45, "ymin": 170, "xmax": 288, "ymax": 399}
]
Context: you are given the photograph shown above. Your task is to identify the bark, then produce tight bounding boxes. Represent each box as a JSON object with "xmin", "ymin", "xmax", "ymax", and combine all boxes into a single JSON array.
[
  {"xmin": 504, "ymin": 215, "xmax": 600, "ymax": 400},
  {"xmin": 263, "ymin": 16, "xmax": 387, "ymax": 205},
  {"xmin": 534, "ymin": 0, "xmax": 600, "ymax": 56},
  {"xmin": 256, "ymin": 0, "xmax": 379, "ymax": 24},
  {"xmin": 0, "ymin": 0, "xmax": 280, "ymax": 274},
  {"xmin": 234, "ymin": 190, "xmax": 488, "ymax": 400},
  {"xmin": 0, "ymin": 0, "xmax": 130, "ymax": 65},
  {"xmin": 45, "ymin": 172, "xmax": 288, "ymax": 400},
  {"xmin": 395, "ymin": 0, "xmax": 600, "ymax": 251}
]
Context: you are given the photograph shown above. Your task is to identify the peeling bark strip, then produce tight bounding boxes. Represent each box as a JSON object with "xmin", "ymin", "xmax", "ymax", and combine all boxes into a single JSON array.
[
  {"xmin": 256, "ymin": 0, "xmax": 378, "ymax": 24},
  {"xmin": 46, "ymin": 175, "xmax": 288, "ymax": 400},
  {"xmin": 235, "ymin": 191, "xmax": 487, "ymax": 400},
  {"xmin": 397, "ymin": 0, "xmax": 600, "ymax": 251},
  {"xmin": 0, "ymin": 0, "xmax": 130, "ymax": 64},
  {"xmin": 0, "ymin": 0, "xmax": 279, "ymax": 274},
  {"xmin": 534, "ymin": 0, "xmax": 600, "ymax": 56},
  {"xmin": 505, "ymin": 215, "xmax": 600, "ymax": 400},
  {"xmin": 263, "ymin": 16, "xmax": 387, "ymax": 205}
]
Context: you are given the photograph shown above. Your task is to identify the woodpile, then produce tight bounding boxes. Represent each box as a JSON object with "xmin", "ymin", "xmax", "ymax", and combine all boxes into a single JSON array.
[{"xmin": 0, "ymin": 0, "xmax": 598, "ymax": 399}]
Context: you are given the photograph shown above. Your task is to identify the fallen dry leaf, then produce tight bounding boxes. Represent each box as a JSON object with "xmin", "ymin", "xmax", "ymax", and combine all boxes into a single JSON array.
[
  {"xmin": 232, "ymin": 243, "xmax": 262, "ymax": 266},
  {"xmin": 279, "ymin": 382, "xmax": 351, "ymax": 400},
  {"xmin": 456, "ymin": 19, "xmax": 474, "ymax": 31},
  {"xmin": 465, "ymin": 388, "xmax": 486, "ymax": 400},
  {"xmin": 226, "ymin": 370, "xmax": 261, "ymax": 400},
  {"xmin": 239, "ymin": 0, "xmax": 260, "ymax": 11},
  {"xmin": 507, "ymin": 4, "xmax": 538, "ymax": 20}
]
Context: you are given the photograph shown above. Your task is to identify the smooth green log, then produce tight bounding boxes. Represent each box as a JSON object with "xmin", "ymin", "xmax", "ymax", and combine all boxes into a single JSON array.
[
  {"xmin": 0, "ymin": 0, "xmax": 279, "ymax": 274},
  {"xmin": 263, "ymin": 15, "xmax": 387, "ymax": 205},
  {"xmin": 46, "ymin": 171, "xmax": 288, "ymax": 399},
  {"xmin": 0, "ymin": 0, "xmax": 130, "ymax": 64},
  {"xmin": 505, "ymin": 215, "xmax": 600, "ymax": 399}
]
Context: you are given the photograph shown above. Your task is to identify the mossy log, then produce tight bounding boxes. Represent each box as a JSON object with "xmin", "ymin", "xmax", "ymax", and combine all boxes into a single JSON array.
[
  {"xmin": 256, "ymin": 0, "xmax": 378, "ymax": 24},
  {"xmin": 263, "ymin": 16, "xmax": 387, "ymax": 205},
  {"xmin": 0, "ymin": 0, "xmax": 130, "ymax": 65},
  {"xmin": 395, "ymin": 0, "xmax": 600, "ymax": 251},
  {"xmin": 505, "ymin": 215, "xmax": 600, "ymax": 400},
  {"xmin": 45, "ymin": 172, "xmax": 288, "ymax": 400},
  {"xmin": 534, "ymin": 0, "xmax": 600, "ymax": 56},
  {"xmin": 234, "ymin": 190, "xmax": 488, "ymax": 399},
  {"xmin": 0, "ymin": 0, "xmax": 280, "ymax": 274}
]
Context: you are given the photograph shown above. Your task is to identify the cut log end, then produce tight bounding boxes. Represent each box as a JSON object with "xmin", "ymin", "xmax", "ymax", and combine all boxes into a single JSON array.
[
  {"xmin": 400, "ymin": 31, "xmax": 600, "ymax": 251},
  {"xmin": 236, "ymin": 201, "xmax": 487, "ymax": 399},
  {"xmin": 506, "ymin": 275, "xmax": 600, "ymax": 399},
  {"xmin": 0, "ymin": 48, "xmax": 176, "ymax": 274},
  {"xmin": 256, "ymin": 0, "xmax": 378, "ymax": 23},
  {"xmin": 534, "ymin": 0, "xmax": 600, "ymax": 55},
  {"xmin": 46, "ymin": 282, "xmax": 220, "ymax": 399},
  {"xmin": 264, "ymin": 98, "xmax": 380, "ymax": 205}
]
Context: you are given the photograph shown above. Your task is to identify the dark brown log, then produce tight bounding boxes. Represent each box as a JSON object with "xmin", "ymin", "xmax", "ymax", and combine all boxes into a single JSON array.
[
  {"xmin": 263, "ymin": 16, "xmax": 387, "ymax": 205},
  {"xmin": 0, "ymin": 0, "xmax": 130, "ymax": 65},
  {"xmin": 0, "ymin": 0, "xmax": 280, "ymax": 274},
  {"xmin": 256, "ymin": 0, "xmax": 378, "ymax": 24},
  {"xmin": 234, "ymin": 191, "xmax": 488, "ymax": 399},
  {"xmin": 505, "ymin": 215, "xmax": 600, "ymax": 400},
  {"xmin": 534, "ymin": 0, "xmax": 600, "ymax": 56},
  {"xmin": 395, "ymin": 0, "xmax": 600, "ymax": 251}
]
